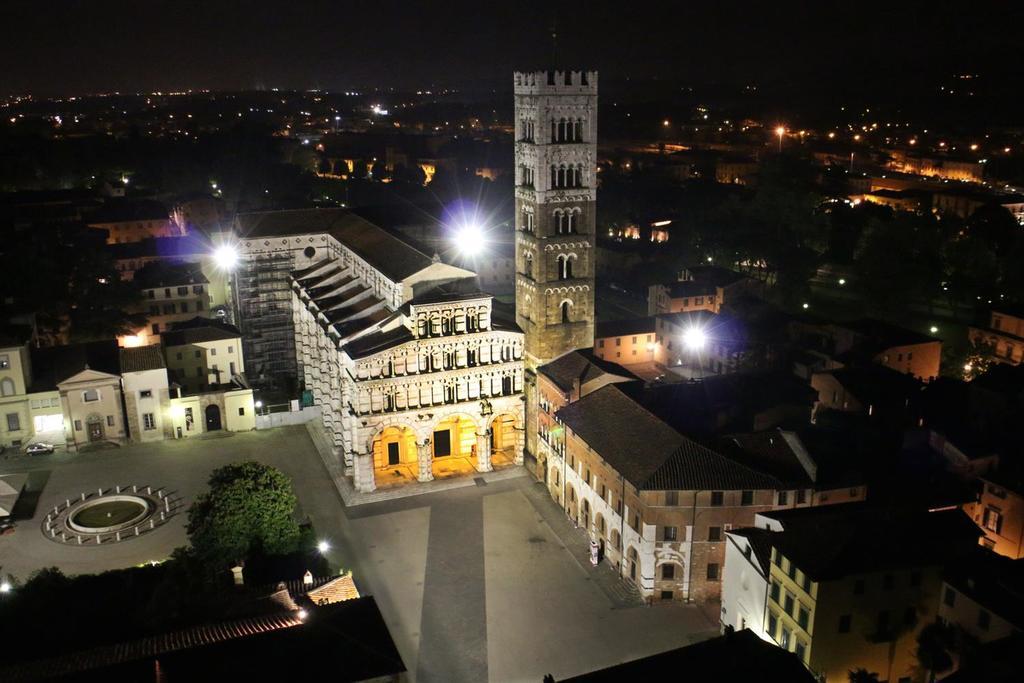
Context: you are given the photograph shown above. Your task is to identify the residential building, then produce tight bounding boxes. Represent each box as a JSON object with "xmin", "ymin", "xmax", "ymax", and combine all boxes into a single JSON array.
[
  {"xmin": 592, "ymin": 317, "xmax": 656, "ymax": 364},
  {"xmin": 124, "ymin": 261, "xmax": 211, "ymax": 345},
  {"xmin": 647, "ymin": 265, "xmax": 758, "ymax": 316},
  {"xmin": 554, "ymin": 628, "xmax": 816, "ymax": 682},
  {"xmin": 932, "ymin": 189, "xmax": 1024, "ymax": 224},
  {"xmin": 938, "ymin": 548, "xmax": 1024, "ymax": 645},
  {"xmin": 795, "ymin": 318, "xmax": 942, "ymax": 382},
  {"xmin": 964, "ymin": 463, "xmax": 1024, "ymax": 558},
  {"xmin": 751, "ymin": 504, "xmax": 980, "ymax": 682},
  {"xmin": 549, "ymin": 383, "xmax": 783, "ymax": 603},
  {"xmin": 722, "ymin": 527, "xmax": 774, "ymax": 638},
  {"xmin": 86, "ymin": 199, "xmax": 185, "ymax": 244},
  {"xmin": 811, "ymin": 365, "xmax": 923, "ymax": 425},
  {"xmin": 969, "ymin": 307, "xmax": 1024, "ymax": 365},
  {"xmin": 162, "ymin": 317, "xmax": 246, "ymax": 394},
  {"xmin": 119, "ymin": 346, "xmax": 172, "ymax": 443}
]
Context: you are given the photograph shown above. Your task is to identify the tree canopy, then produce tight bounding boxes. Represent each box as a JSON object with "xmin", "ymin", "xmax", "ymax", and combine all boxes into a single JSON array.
[{"xmin": 186, "ymin": 461, "xmax": 302, "ymax": 570}]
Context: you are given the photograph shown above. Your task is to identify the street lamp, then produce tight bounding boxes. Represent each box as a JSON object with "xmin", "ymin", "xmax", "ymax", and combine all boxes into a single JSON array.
[
  {"xmin": 0, "ymin": 581, "xmax": 11, "ymax": 594},
  {"xmin": 682, "ymin": 326, "xmax": 707, "ymax": 352},
  {"xmin": 454, "ymin": 221, "xmax": 486, "ymax": 257},
  {"xmin": 317, "ymin": 540, "xmax": 330, "ymax": 554},
  {"xmin": 775, "ymin": 126, "xmax": 786, "ymax": 153}
]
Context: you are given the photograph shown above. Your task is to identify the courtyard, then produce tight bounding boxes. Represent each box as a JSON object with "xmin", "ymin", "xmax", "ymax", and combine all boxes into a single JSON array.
[{"xmin": 0, "ymin": 425, "xmax": 717, "ymax": 682}]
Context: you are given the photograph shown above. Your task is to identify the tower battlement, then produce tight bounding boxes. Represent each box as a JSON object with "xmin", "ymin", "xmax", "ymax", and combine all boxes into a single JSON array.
[{"xmin": 514, "ymin": 70, "xmax": 598, "ymax": 95}]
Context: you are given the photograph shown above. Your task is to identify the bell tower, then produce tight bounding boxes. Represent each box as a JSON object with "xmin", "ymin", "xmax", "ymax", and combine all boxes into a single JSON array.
[{"xmin": 513, "ymin": 70, "xmax": 598, "ymax": 456}]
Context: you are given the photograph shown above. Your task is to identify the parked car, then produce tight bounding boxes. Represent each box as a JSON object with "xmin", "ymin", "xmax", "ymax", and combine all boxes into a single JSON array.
[{"xmin": 25, "ymin": 442, "xmax": 55, "ymax": 456}]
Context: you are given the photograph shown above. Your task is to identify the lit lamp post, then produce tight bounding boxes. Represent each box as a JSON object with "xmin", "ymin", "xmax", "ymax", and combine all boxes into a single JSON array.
[{"xmin": 775, "ymin": 126, "xmax": 786, "ymax": 153}]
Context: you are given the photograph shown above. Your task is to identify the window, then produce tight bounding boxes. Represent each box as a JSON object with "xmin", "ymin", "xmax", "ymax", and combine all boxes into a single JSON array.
[
  {"xmin": 663, "ymin": 526, "xmax": 678, "ymax": 542},
  {"xmin": 665, "ymin": 491, "xmax": 678, "ymax": 506},
  {"xmin": 660, "ymin": 590, "xmax": 673, "ymax": 600},
  {"xmin": 74, "ymin": 419, "xmax": 82, "ymax": 431},
  {"xmin": 787, "ymin": 561, "xmax": 797, "ymax": 580},
  {"xmin": 708, "ymin": 526, "xmax": 722, "ymax": 542},
  {"xmin": 978, "ymin": 609, "xmax": 990, "ymax": 630},
  {"xmin": 802, "ymin": 574, "xmax": 812, "ymax": 593},
  {"xmin": 193, "ymin": 285, "xmax": 204, "ymax": 294},
  {"xmin": 778, "ymin": 490, "xmax": 789, "ymax": 506},
  {"xmin": 796, "ymin": 489, "xmax": 807, "ymax": 504},
  {"xmin": 780, "ymin": 627, "xmax": 790, "ymax": 649},
  {"xmin": 6, "ymin": 413, "xmax": 20, "ymax": 431},
  {"xmin": 177, "ymin": 286, "xmax": 188, "ymax": 295},
  {"xmin": 854, "ymin": 579, "xmax": 865, "ymax": 595},
  {"xmin": 143, "ymin": 413, "xmax": 156, "ymax": 430},
  {"xmin": 615, "ymin": 338, "xmax": 621, "ymax": 346},
  {"xmin": 106, "ymin": 415, "xmax": 114, "ymax": 427},
  {"xmin": 139, "ymin": 390, "xmax": 153, "ymax": 399},
  {"xmin": 783, "ymin": 593, "xmax": 794, "ymax": 616},
  {"xmin": 0, "ymin": 377, "xmax": 15, "ymax": 397},
  {"xmin": 768, "ymin": 612, "xmax": 778, "ymax": 639},
  {"xmin": 943, "ymin": 587, "xmax": 956, "ymax": 607},
  {"xmin": 238, "ymin": 407, "xmax": 245, "ymax": 416},
  {"xmin": 0, "ymin": 354, "xmax": 10, "ymax": 369},
  {"xmin": 838, "ymin": 614, "xmax": 851, "ymax": 633},
  {"xmin": 194, "ymin": 350, "xmax": 201, "ymax": 358},
  {"xmin": 710, "ymin": 491, "xmax": 724, "ymax": 506},
  {"xmin": 741, "ymin": 490, "xmax": 754, "ymax": 506},
  {"xmin": 662, "ymin": 564, "xmax": 675, "ymax": 579},
  {"xmin": 798, "ymin": 606, "xmax": 809, "ymax": 630},
  {"xmin": 983, "ymin": 507, "xmax": 1003, "ymax": 534},
  {"xmin": 210, "ymin": 348, "xmax": 217, "ymax": 356},
  {"xmin": 179, "ymin": 302, "xmax": 189, "ymax": 313},
  {"xmin": 773, "ymin": 549, "xmax": 782, "ymax": 567},
  {"xmin": 706, "ymin": 563, "xmax": 719, "ymax": 580},
  {"xmin": 770, "ymin": 581, "xmax": 781, "ymax": 603},
  {"xmin": 162, "ymin": 304, "xmax": 175, "ymax": 314},
  {"xmin": 152, "ymin": 323, "xmax": 160, "ymax": 334},
  {"xmin": 83, "ymin": 389, "xmax": 99, "ymax": 402},
  {"xmin": 795, "ymin": 641, "xmax": 806, "ymax": 662}
]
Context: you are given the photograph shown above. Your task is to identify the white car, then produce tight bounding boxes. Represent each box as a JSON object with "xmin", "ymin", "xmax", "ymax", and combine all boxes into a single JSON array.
[{"xmin": 25, "ymin": 442, "xmax": 55, "ymax": 456}]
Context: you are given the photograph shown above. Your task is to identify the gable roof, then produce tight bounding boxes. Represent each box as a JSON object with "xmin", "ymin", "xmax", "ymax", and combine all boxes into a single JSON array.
[
  {"xmin": 162, "ymin": 318, "xmax": 241, "ymax": 346},
  {"xmin": 727, "ymin": 527, "xmax": 774, "ymax": 575},
  {"xmin": 235, "ymin": 208, "xmax": 437, "ymax": 282},
  {"xmin": 133, "ymin": 261, "xmax": 208, "ymax": 290},
  {"xmin": 555, "ymin": 384, "xmax": 781, "ymax": 491},
  {"xmin": 538, "ymin": 349, "xmax": 637, "ymax": 394},
  {"xmin": 594, "ymin": 316, "xmax": 656, "ymax": 339},
  {"xmin": 119, "ymin": 346, "xmax": 166, "ymax": 373}
]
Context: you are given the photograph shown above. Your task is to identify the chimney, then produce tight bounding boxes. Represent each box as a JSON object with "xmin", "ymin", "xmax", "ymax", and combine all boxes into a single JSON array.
[{"xmin": 303, "ymin": 570, "xmax": 314, "ymax": 586}]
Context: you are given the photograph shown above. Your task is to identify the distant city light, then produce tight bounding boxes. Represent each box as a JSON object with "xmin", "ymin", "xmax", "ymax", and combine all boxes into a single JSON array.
[
  {"xmin": 255, "ymin": 400, "xmax": 263, "ymax": 409},
  {"xmin": 213, "ymin": 244, "xmax": 239, "ymax": 271},
  {"xmin": 0, "ymin": 581, "xmax": 11, "ymax": 594},
  {"xmin": 802, "ymin": 303, "xmax": 810, "ymax": 309},
  {"xmin": 929, "ymin": 326, "xmax": 939, "ymax": 333},
  {"xmin": 682, "ymin": 327, "xmax": 707, "ymax": 351},
  {"xmin": 297, "ymin": 609, "xmax": 308, "ymax": 621},
  {"xmin": 838, "ymin": 278, "xmax": 846, "ymax": 285},
  {"xmin": 663, "ymin": 119, "xmax": 670, "ymax": 127}
]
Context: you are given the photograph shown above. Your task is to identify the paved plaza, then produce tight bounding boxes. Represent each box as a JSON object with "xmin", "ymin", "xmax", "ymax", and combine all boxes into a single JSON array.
[{"xmin": 0, "ymin": 426, "xmax": 717, "ymax": 682}]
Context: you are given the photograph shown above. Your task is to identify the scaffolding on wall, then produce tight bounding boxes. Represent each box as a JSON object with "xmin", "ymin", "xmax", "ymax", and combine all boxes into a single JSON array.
[{"xmin": 234, "ymin": 253, "xmax": 300, "ymax": 389}]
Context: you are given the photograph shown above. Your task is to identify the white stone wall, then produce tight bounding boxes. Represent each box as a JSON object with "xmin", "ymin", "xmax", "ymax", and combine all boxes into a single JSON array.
[{"xmin": 722, "ymin": 532, "xmax": 769, "ymax": 637}]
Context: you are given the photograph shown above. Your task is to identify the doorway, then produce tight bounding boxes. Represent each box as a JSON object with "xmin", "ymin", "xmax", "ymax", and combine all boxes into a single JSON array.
[
  {"xmin": 205, "ymin": 404, "xmax": 222, "ymax": 431},
  {"xmin": 87, "ymin": 420, "xmax": 104, "ymax": 442},
  {"xmin": 387, "ymin": 442, "xmax": 400, "ymax": 466}
]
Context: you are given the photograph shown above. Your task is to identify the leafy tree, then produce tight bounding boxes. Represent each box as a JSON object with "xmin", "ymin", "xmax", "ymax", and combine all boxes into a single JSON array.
[
  {"xmin": 916, "ymin": 621, "xmax": 954, "ymax": 683},
  {"xmin": 186, "ymin": 461, "xmax": 302, "ymax": 570},
  {"xmin": 848, "ymin": 669, "xmax": 880, "ymax": 683}
]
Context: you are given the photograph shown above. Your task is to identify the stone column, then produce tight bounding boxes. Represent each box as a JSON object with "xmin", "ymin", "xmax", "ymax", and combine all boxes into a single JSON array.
[
  {"xmin": 476, "ymin": 430, "xmax": 493, "ymax": 473},
  {"xmin": 353, "ymin": 451, "xmax": 376, "ymax": 493},
  {"xmin": 417, "ymin": 439, "xmax": 434, "ymax": 483},
  {"xmin": 514, "ymin": 418, "xmax": 525, "ymax": 466}
]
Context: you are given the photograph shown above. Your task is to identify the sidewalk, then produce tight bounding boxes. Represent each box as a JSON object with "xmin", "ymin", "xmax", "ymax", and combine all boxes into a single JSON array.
[{"xmin": 521, "ymin": 481, "xmax": 643, "ymax": 609}]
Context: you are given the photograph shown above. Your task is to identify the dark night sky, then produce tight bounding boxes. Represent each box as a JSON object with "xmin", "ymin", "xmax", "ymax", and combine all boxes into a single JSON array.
[{"xmin": 2, "ymin": 0, "xmax": 1021, "ymax": 96}]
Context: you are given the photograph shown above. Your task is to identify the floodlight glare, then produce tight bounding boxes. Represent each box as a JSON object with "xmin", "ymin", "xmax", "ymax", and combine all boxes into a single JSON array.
[
  {"xmin": 456, "ymin": 223, "xmax": 486, "ymax": 257},
  {"xmin": 213, "ymin": 244, "xmax": 239, "ymax": 271},
  {"xmin": 317, "ymin": 540, "xmax": 330, "ymax": 554},
  {"xmin": 682, "ymin": 327, "xmax": 707, "ymax": 351}
]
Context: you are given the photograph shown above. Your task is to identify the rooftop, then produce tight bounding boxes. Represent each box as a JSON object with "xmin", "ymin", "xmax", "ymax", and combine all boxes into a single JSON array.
[
  {"xmin": 759, "ymin": 503, "xmax": 980, "ymax": 581},
  {"xmin": 944, "ymin": 548, "xmax": 1024, "ymax": 630},
  {"xmin": 235, "ymin": 208, "xmax": 438, "ymax": 282},
  {"xmin": 557, "ymin": 629, "xmax": 816, "ymax": 682},
  {"xmin": 594, "ymin": 316, "xmax": 656, "ymax": 339},
  {"xmin": 538, "ymin": 349, "xmax": 637, "ymax": 394},
  {"xmin": 119, "ymin": 346, "xmax": 166, "ymax": 373},
  {"xmin": 162, "ymin": 317, "xmax": 241, "ymax": 346},
  {"xmin": 86, "ymin": 198, "xmax": 170, "ymax": 224},
  {"xmin": 29, "ymin": 340, "xmax": 121, "ymax": 391},
  {"xmin": 133, "ymin": 261, "xmax": 208, "ymax": 290}
]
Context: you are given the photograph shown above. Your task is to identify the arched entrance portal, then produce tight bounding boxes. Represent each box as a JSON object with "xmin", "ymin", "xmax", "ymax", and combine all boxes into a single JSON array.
[
  {"xmin": 489, "ymin": 413, "xmax": 518, "ymax": 468},
  {"xmin": 205, "ymin": 405, "xmax": 222, "ymax": 431},
  {"xmin": 371, "ymin": 425, "xmax": 418, "ymax": 489},
  {"xmin": 430, "ymin": 414, "xmax": 479, "ymax": 479}
]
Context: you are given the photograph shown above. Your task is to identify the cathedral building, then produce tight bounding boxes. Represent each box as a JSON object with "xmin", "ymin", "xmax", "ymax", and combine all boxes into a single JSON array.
[
  {"xmin": 233, "ymin": 209, "xmax": 525, "ymax": 493},
  {"xmin": 513, "ymin": 70, "xmax": 598, "ymax": 468}
]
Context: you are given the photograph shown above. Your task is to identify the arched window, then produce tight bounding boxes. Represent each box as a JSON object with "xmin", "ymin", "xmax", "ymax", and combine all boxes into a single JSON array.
[
  {"xmin": 566, "ymin": 210, "xmax": 576, "ymax": 233},
  {"xmin": 554, "ymin": 210, "xmax": 565, "ymax": 234},
  {"xmin": 551, "ymin": 119, "xmax": 557, "ymax": 143},
  {"xmin": 574, "ymin": 119, "xmax": 583, "ymax": 141},
  {"xmin": 558, "ymin": 255, "xmax": 574, "ymax": 280},
  {"xmin": 0, "ymin": 377, "xmax": 14, "ymax": 397},
  {"xmin": 524, "ymin": 252, "xmax": 534, "ymax": 278},
  {"xmin": 561, "ymin": 300, "xmax": 572, "ymax": 323},
  {"xmin": 550, "ymin": 165, "xmax": 558, "ymax": 188},
  {"xmin": 558, "ymin": 117, "xmax": 567, "ymax": 142}
]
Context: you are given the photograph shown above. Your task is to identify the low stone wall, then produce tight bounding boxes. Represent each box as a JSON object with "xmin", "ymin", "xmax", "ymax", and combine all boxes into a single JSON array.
[{"xmin": 255, "ymin": 406, "xmax": 321, "ymax": 430}]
